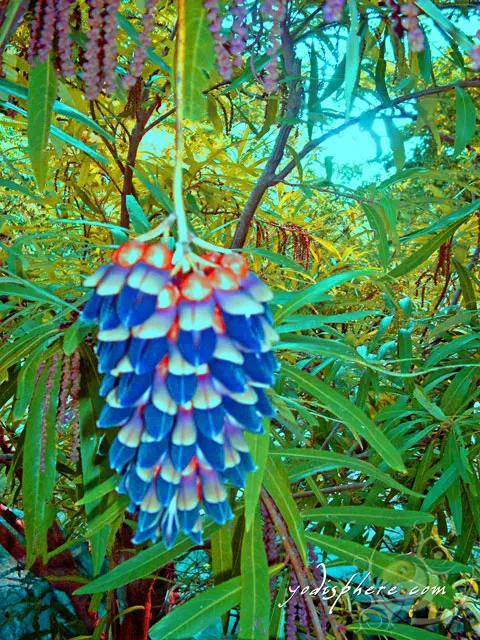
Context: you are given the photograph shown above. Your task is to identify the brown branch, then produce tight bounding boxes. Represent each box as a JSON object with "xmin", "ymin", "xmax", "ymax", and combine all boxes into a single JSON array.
[
  {"xmin": 293, "ymin": 482, "xmax": 368, "ymax": 499},
  {"xmin": 273, "ymin": 78, "xmax": 480, "ymax": 185},
  {"xmin": 230, "ymin": 24, "xmax": 303, "ymax": 248}
]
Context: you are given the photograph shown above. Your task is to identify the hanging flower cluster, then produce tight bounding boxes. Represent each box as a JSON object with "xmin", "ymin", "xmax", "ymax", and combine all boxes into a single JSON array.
[
  {"xmin": 204, "ymin": 0, "xmax": 248, "ymax": 82},
  {"xmin": 260, "ymin": 0, "xmax": 286, "ymax": 93},
  {"xmin": 470, "ymin": 29, "xmax": 480, "ymax": 71},
  {"xmin": 27, "ymin": 0, "xmax": 157, "ymax": 100},
  {"xmin": 323, "ymin": 0, "xmax": 346, "ymax": 24},
  {"xmin": 400, "ymin": 2, "xmax": 425, "ymax": 52},
  {"xmin": 385, "ymin": 0, "xmax": 405, "ymax": 38},
  {"xmin": 82, "ymin": 240, "xmax": 279, "ymax": 547}
]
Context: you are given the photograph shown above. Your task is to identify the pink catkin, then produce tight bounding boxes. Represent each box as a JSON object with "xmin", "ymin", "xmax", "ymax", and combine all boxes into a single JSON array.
[
  {"xmin": 385, "ymin": 0, "xmax": 405, "ymax": 38},
  {"xmin": 260, "ymin": 0, "xmax": 286, "ymax": 93},
  {"xmin": 230, "ymin": 0, "xmax": 248, "ymax": 66},
  {"xmin": 204, "ymin": 0, "xmax": 233, "ymax": 81},
  {"xmin": 84, "ymin": 0, "xmax": 106, "ymax": 100},
  {"xmin": 323, "ymin": 0, "xmax": 346, "ymax": 23},
  {"xmin": 40, "ymin": 354, "xmax": 60, "ymax": 473},
  {"xmin": 56, "ymin": 0, "xmax": 76, "ymax": 77},
  {"xmin": 36, "ymin": 0, "xmax": 57, "ymax": 64},
  {"xmin": 469, "ymin": 29, "xmax": 480, "ymax": 71},
  {"xmin": 285, "ymin": 568, "xmax": 298, "ymax": 640},
  {"xmin": 122, "ymin": 0, "xmax": 156, "ymax": 90},
  {"xmin": 400, "ymin": 3, "xmax": 425, "ymax": 52},
  {"xmin": 69, "ymin": 350, "xmax": 81, "ymax": 462},
  {"xmin": 103, "ymin": 0, "xmax": 120, "ymax": 94},
  {"xmin": 28, "ymin": 0, "xmax": 46, "ymax": 65}
]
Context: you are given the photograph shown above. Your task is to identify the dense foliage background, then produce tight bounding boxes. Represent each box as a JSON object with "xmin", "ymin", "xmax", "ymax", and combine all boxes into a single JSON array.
[{"xmin": 0, "ymin": 0, "xmax": 479, "ymax": 638}]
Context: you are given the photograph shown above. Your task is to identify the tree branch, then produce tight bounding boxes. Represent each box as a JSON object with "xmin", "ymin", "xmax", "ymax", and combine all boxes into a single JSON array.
[
  {"xmin": 230, "ymin": 24, "xmax": 302, "ymax": 248},
  {"xmin": 273, "ymin": 78, "xmax": 480, "ymax": 185}
]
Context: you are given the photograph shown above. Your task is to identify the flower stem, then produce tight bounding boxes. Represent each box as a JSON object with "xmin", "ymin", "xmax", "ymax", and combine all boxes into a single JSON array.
[{"xmin": 173, "ymin": 0, "xmax": 188, "ymax": 245}]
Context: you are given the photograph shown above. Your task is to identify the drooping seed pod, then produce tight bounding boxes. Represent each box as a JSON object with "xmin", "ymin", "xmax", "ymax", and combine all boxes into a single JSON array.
[{"xmin": 81, "ymin": 240, "xmax": 279, "ymax": 547}]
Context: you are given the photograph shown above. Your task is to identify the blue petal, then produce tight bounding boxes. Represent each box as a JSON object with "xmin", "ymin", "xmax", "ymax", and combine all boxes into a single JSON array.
[
  {"xmin": 223, "ymin": 313, "xmax": 263, "ymax": 350},
  {"xmin": 126, "ymin": 471, "xmax": 150, "ymax": 505},
  {"xmin": 138, "ymin": 438, "xmax": 169, "ymax": 469},
  {"xmin": 132, "ymin": 525, "xmax": 159, "ymax": 545},
  {"xmin": 255, "ymin": 388, "xmax": 276, "ymax": 417},
  {"xmin": 97, "ymin": 340, "xmax": 128, "ymax": 373},
  {"xmin": 239, "ymin": 450, "xmax": 257, "ymax": 473},
  {"xmin": 193, "ymin": 405, "xmax": 226, "ymax": 438},
  {"xmin": 222, "ymin": 397, "xmax": 262, "ymax": 429},
  {"xmin": 204, "ymin": 499, "xmax": 233, "ymax": 525},
  {"xmin": 82, "ymin": 292, "xmax": 102, "ymax": 322},
  {"xmin": 143, "ymin": 404, "xmax": 175, "ymax": 441},
  {"xmin": 166, "ymin": 373, "xmax": 198, "ymax": 404},
  {"xmin": 156, "ymin": 476, "xmax": 178, "ymax": 507},
  {"xmin": 161, "ymin": 509, "xmax": 179, "ymax": 549},
  {"xmin": 178, "ymin": 507, "xmax": 200, "ymax": 535},
  {"xmin": 177, "ymin": 328, "xmax": 217, "ymax": 366},
  {"xmin": 99, "ymin": 295, "xmax": 121, "ymax": 330},
  {"xmin": 209, "ymin": 359, "xmax": 247, "ymax": 393},
  {"xmin": 222, "ymin": 465, "xmax": 246, "ymax": 488},
  {"xmin": 116, "ymin": 285, "xmax": 157, "ymax": 328},
  {"xmin": 170, "ymin": 442, "xmax": 196, "ymax": 472},
  {"xmin": 129, "ymin": 336, "xmax": 168, "ymax": 374},
  {"xmin": 138, "ymin": 510, "xmax": 162, "ymax": 531},
  {"xmin": 196, "ymin": 433, "xmax": 225, "ymax": 471},
  {"xmin": 242, "ymin": 352, "xmax": 275, "ymax": 386},
  {"xmin": 99, "ymin": 373, "xmax": 116, "ymax": 397},
  {"xmin": 117, "ymin": 371, "xmax": 153, "ymax": 406},
  {"xmin": 109, "ymin": 438, "xmax": 136, "ymax": 472},
  {"xmin": 97, "ymin": 404, "xmax": 133, "ymax": 428}
]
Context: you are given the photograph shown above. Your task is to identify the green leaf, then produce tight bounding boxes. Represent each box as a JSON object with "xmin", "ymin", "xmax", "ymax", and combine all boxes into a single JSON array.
[
  {"xmin": 415, "ymin": 0, "xmax": 473, "ymax": 52},
  {"xmin": 78, "ymin": 345, "xmax": 114, "ymax": 575},
  {"xmin": 23, "ymin": 358, "xmax": 61, "ymax": 567},
  {"xmin": 27, "ymin": 57, "xmax": 57, "ymax": 190},
  {"xmin": 453, "ymin": 87, "xmax": 476, "ymax": 158},
  {"xmin": 263, "ymin": 456, "xmax": 308, "ymax": 564},
  {"xmin": 344, "ymin": 0, "xmax": 362, "ymax": 116},
  {"xmin": 149, "ymin": 565, "xmax": 281, "ymax": 639},
  {"xmin": 421, "ymin": 464, "xmax": 459, "ymax": 512},
  {"xmin": 0, "ymin": 178, "xmax": 42, "ymax": 203},
  {"xmin": 211, "ymin": 524, "xmax": 233, "ymax": 634},
  {"xmin": 270, "ymin": 448, "xmax": 421, "ymax": 496},
  {"xmin": 388, "ymin": 218, "xmax": 468, "ymax": 279},
  {"xmin": 361, "ymin": 203, "xmax": 389, "ymax": 270},
  {"xmin": 183, "ymin": 0, "xmax": 214, "ymax": 121},
  {"xmin": 131, "ymin": 166, "xmax": 173, "ymax": 212},
  {"xmin": 239, "ymin": 506, "xmax": 270, "ymax": 640},
  {"xmin": 348, "ymin": 623, "xmax": 449, "ymax": 640},
  {"xmin": 274, "ymin": 269, "xmax": 376, "ymax": 324},
  {"xmin": 302, "ymin": 506, "xmax": 434, "ymax": 527},
  {"xmin": 117, "ymin": 13, "xmax": 170, "ymax": 75},
  {"xmin": 13, "ymin": 345, "xmax": 46, "ymax": 420},
  {"xmin": 413, "ymin": 387, "xmax": 448, "ymax": 423},
  {"xmin": 307, "ymin": 45, "xmax": 320, "ymax": 140},
  {"xmin": 282, "ymin": 364, "xmax": 406, "ymax": 472},
  {"xmin": 384, "ymin": 116, "xmax": 405, "ymax": 171},
  {"xmin": 126, "ymin": 195, "xmax": 150, "ymax": 233},
  {"xmin": 241, "ymin": 247, "xmax": 309, "ymax": 275},
  {"xmin": 0, "ymin": 77, "xmax": 115, "ymax": 142},
  {"xmin": 452, "ymin": 258, "xmax": 477, "ymax": 311},
  {"xmin": 63, "ymin": 318, "xmax": 93, "ymax": 356},
  {"xmin": 244, "ymin": 420, "xmax": 270, "ymax": 531}
]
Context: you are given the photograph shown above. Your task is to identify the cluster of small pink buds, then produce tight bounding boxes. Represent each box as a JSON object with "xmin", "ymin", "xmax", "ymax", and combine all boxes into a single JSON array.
[
  {"xmin": 69, "ymin": 350, "xmax": 81, "ymax": 462},
  {"xmin": 40, "ymin": 354, "xmax": 61, "ymax": 473},
  {"xmin": 260, "ymin": 0, "xmax": 286, "ymax": 93},
  {"xmin": 470, "ymin": 29, "xmax": 480, "ymax": 71},
  {"xmin": 56, "ymin": 0, "xmax": 75, "ymax": 77},
  {"xmin": 385, "ymin": 0, "xmax": 405, "ymax": 38},
  {"xmin": 28, "ymin": 0, "xmax": 56, "ymax": 65},
  {"xmin": 122, "ymin": 0, "xmax": 156, "ymax": 90},
  {"xmin": 401, "ymin": 2, "xmax": 425, "ymax": 52},
  {"xmin": 285, "ymin": 567, "xmax": 298, "ymax": 640},
  {"xmin": 261, "ymin": 501, "xmax": 280, "ymax": 596},
  {"xmin": 230, "ymin": 0, "xmax": 248, "ymax": 67},
  {"xmin": 204, "ymin": 0, "xmax": 234, "ymax": 81},
  {"xmin": 323, "ymin": 0, "xmax": 346, "ymax": 23}
]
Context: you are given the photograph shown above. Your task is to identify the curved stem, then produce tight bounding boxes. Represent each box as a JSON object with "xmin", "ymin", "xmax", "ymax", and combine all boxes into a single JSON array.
[{"xmin": 174, "ymin": 0, "xmax": 188, "ymax": 245}]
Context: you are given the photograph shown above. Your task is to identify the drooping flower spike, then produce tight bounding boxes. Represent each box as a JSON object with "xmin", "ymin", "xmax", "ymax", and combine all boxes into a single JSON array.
[{"xmin": 82, "ymin": 239, "xmax": 279, "ymax": 547}]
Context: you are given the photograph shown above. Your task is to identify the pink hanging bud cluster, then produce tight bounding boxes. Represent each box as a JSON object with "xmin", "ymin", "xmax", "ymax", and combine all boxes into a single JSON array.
[
  {"xmin": 261, "ymin": 501, "xmax": 280, "ymax": 596},
  {"xmin": 230, "ymin": 0, "xmax": 248, "ymax": 68},
  {"xmin": 323, "ymin": 0, "xmax": 346, "ymax": 24},
  {"xmin": 28, "ymin": 0, "xmax": 76, "ymax": 75},
  {"xmin": 122, "ymin": 0, "xmax": 156, "ymax": 90},
  {"xmin": 400, "ymin": 3, "xmax": 424, "ymax": 52},
  {"xmin": 260, "ymin": 0, "xmax": 286, "ymax": 93},
  {"xmin": 55, "ymin": 350, "xmax": 82, "ymax": 461},
  {"xmin": 204, "ymin": 0, "xmax": 234, "ymax": 81},
  {"xmin": 385, "ymin": 0, "xmax": 405, "ymax": 38},
  {"xmin": 469, "ymin": 29, "xmax": 480, "ymax": 71}
]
